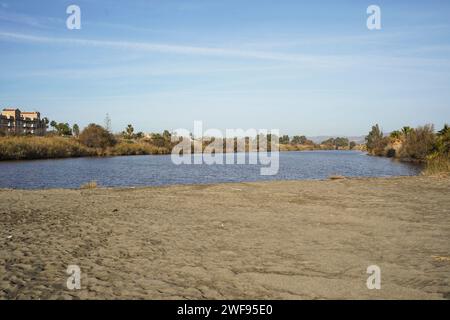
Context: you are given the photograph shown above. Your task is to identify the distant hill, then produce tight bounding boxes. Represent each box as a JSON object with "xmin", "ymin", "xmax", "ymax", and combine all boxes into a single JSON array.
[{"xmin": 307, "ymin": 136, "xmax": 366, "ymax": 144}]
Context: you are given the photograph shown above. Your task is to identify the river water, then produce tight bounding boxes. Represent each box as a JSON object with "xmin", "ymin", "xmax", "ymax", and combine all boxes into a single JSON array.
[{"xmin": 0, "ymin": 151, "xmax": 422, "ymax": 189}]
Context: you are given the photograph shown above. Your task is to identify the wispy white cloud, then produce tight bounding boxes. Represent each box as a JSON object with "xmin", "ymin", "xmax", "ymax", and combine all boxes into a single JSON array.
[
  {"xmin": 1, "ymin": 31, "xmax": 450, "ymax": 77},
  {"xmin": 0, "ymin": 31, "xmax": 347, "ymax": 67},
  {"xmin": 240, "ymin": 24, "xmax": 450, "ymax": 51},
  {"xmin": 0, "ymin": 10, "xmax": 44, "ymax": 27},
  {"xmin": 0, "ymin": 8, "xmax": 63, "ymax": 28},
  {"xmin": 16, "ymin": 64, "xmax": 290, "ymax": 79},
  {"xmin": 399, "ymin": 44, "xmax": 450, "ymax": 54}
]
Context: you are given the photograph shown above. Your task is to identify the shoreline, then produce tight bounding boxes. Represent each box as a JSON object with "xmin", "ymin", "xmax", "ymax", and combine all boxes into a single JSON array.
[
  {"xmin": 1, "ymin": 176, "xmax": 449, "ymax": 299},
  {"xmin": 0, "ymin": 148, "xmax": 363, "ymax": 163},
  {"xmin": 0, "ymin": 174, "xmax": 425, "ymax": 191}
]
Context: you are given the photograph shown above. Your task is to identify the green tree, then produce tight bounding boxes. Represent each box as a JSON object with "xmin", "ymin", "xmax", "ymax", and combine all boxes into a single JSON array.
[
  {"xmin": 321, "ymin": 138, "xmax": 335, "ymax": 145},
  {"xmin": 123, "ymin": 124, "xmax": 135, "ymax": 139},
  {"xmin": 435, "ymin": 124, "xmax": 450, "ymax": 155},
  {"xmin": 291, "ymin": 135, "xmax": 307, "ymax": 145},
  {"xmin": 349, "ymin": 141, "xmax": 357, "ymax": 150},
  {"xmin": 55, "ymin": 123, "xmax": 72, "ymax": 136},
  {"xmin": 366, "ymin": 124, "xmax": 387, "ymax": 155},
  {"xmin": 279, "ymin": 135, "xmax": 290, "ymax": 144},
  {"xmin": 334, "ymin": 137, "xmax": 350, "ymax": 148},
  {"xmin": 72, "ymin": 124, "xmax": 80, "ymax": 137},
  {"xmin": 48, "ymin": 120, "xmax": 71, "ymax": 135}
]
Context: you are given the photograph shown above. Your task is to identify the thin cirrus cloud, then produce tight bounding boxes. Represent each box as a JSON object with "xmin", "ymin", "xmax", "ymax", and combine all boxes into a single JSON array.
[
  {"xmin": 0, "ymin": 10, "xmax": 44, "ymax": 28},
  {"xmin": 0, "ymin": 31, "xmax": 356, "ymax": 67},
  {"xmin": 18, "ymin": 64, "xmax": 293, "ymax": 79},
  {"xmin": 1, "ymin": 31, "xmax": 449, "ymax": 73}
]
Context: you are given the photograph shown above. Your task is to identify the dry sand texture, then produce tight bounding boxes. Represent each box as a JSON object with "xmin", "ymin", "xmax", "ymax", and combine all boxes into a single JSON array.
[{"xmin": 0, "ymin": 176, "xmax": 449, "ymax": 299}]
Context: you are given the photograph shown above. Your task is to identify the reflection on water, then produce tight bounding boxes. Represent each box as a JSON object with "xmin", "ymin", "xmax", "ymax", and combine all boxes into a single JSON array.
[{"xmin": 0, "ymin": 151, "xmax": 423, "ymax": 189}]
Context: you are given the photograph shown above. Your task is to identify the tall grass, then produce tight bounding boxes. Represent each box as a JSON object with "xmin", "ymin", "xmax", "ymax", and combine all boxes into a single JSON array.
[
  {"xmin": 423, "ymin": 154, "xmax": 450, "ymax": 176},
  {"xmin": 110, "ymin": 141, "xmax": 170, "ymax": 155},
  {"xmin": 0, "ymin": 136, "xmax": 95, "ymax": 160},
  {"xmin": 0, "ymin": 136, "xmax": 172, "ymax": 161}
]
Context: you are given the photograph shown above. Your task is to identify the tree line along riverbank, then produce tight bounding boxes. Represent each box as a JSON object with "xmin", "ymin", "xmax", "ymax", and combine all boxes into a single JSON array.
[
  {"xmin": 365, "ymin": 124, "xmax": 450, "ymax": 175},
  {"xmin": 0, "ymin": 122, "xmax": 448, "ymax": 175},
  {"xmin": 0, "ymin": 122, "xmax": 359, "ymax": 161}
]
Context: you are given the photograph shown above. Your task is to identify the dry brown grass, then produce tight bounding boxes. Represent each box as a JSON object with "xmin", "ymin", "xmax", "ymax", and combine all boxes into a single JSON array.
[
  {"xmin": 0, "ymin": 136, "xmax": 172, "ymax": 161},
  {"xmin": 110, "ymin": 141, "xmax": 170, "ymax": 156},
  {"xmin": 0, "ymin": 136, "xmax": 95, "ymax": 160},
  {"xmin": 423, "ymin": 154, "xmax": 450, "ymax": 176},
  {"xmin": 80, "ymin": 180, "xmax": 98, "ymax": 189}
]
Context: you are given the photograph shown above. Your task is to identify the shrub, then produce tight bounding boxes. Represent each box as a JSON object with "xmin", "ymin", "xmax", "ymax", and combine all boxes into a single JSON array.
[
  {"xmin": 399, "ymin": 124, "xmax": 435, "ymax": 160},
  {"xmin": 109, "ymin": 140, "xmax": 172, "ymax": 156},
  {"xmin": 424, "ymin": 153, "xmax": 450, "ymax": 176},
  {"xmin": 79, "ymin": 124, "xmax": 116, "ymax": 149},
  {"xmin": 80, "ymin": 181, "xmax": 98, "ymax": 189},
  {"xmin": 111, "ymin": 141, "xmax": 152, "ymax": 155},
  {"xmin": 389, "ymin": 130, "xmax": 402, "ymax": 139},
  {"xmin": 329, "ymin": 175, "xmax": 345, "ymax": 180},
  {"xmin": 435, "ymin": 124, "xmax": 450, "ymax": 155}
]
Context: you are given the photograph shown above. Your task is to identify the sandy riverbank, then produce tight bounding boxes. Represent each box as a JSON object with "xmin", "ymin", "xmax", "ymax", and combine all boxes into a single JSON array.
[{"xmin": 0, "ymin": 176, "xmax": 449, "ymax": 299}]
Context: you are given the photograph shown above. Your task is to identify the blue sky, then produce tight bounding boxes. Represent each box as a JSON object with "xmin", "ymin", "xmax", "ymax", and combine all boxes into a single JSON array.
[{"xmin": 0, "ymin": 0, "xmax": 449, "ymax": 136}]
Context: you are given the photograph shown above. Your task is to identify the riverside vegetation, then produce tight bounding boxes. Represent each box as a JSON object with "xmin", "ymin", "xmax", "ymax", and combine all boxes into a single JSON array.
[
  {"xmin": 0, "ymin": 119, "xmax": 449, "ymax": 175},
  {"xmin": 0, "ymin": 123, "xmax": 172, "ymax": 160},
  {"xmin": 0, "ymin": 120, "xmax": 359, "ymax": 161},
  {"xmin": 366, "ymin": 124, "xmax": 450, "ymax": 175}
]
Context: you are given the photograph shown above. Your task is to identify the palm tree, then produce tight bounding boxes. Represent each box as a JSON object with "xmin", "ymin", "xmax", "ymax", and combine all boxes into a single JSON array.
[
  {"xmin": 390, "ymin": 130, "xmax": 401, "ymax": 140},
  {"xmin": 72, "ymin": 124, "xmax": 80, "ymax": 137},
  {"xmin": 123, "ymin": 124, "xmax": 134, "ymax": 139},
  {"xmin": 401, "ymin": 126, "xmax": 412, "ymax": 138}
]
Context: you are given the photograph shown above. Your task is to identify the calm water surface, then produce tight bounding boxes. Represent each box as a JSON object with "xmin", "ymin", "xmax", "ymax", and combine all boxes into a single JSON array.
[{"xmin": 0, "ymin": 151, "xmax": 422, "ymax": 189}]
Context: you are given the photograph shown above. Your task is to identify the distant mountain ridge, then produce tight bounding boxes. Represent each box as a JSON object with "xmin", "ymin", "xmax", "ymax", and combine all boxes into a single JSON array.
[{"xmin": 307, "ymin": 136, "xmax": 366, "ymax": 144}]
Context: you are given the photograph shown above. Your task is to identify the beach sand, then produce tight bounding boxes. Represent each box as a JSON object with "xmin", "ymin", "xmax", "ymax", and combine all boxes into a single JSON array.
[{"xmin": 0, "ymin": 176, "xmax": 449, "ymax": 300}]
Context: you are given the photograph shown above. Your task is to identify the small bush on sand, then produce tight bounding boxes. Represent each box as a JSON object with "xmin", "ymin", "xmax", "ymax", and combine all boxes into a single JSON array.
[
  {"xmin": 80, "ymin": 181, "xmax": 98, "ymax": 189},
  {"xmin": 329, "ymin": 175, "xmax": 345, "ymax": 180}
]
